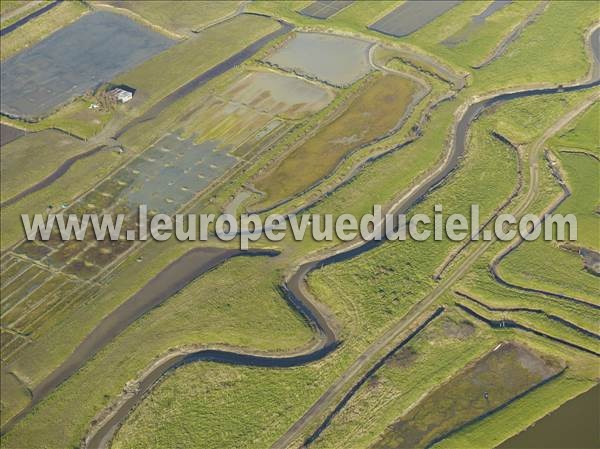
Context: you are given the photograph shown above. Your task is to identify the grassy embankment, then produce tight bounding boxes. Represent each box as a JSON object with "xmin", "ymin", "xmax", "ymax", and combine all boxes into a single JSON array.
[
  {"xmin": 0, "ymin": 0, "xmax": 28, "ymax": 17},
  {"xmin": 0, "ymin": 0, "xmax": 50, "ymax": 29},
  {"xmin": 549, "ymin": 102, "xmax": 600, "ymax": 158},
  {"xmin": 1, "ymin": 98, "xmax": 114, "ymax": 140},
  {"xmin": 97, "ymin": 0, "xmax": 242, "ymax": 35}
]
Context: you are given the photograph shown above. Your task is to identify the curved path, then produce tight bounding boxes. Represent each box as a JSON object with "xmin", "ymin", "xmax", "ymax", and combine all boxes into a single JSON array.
[
  {"xmin": 489, "ymin": 148, "xmax": 600, "ymax": 310},
  {"xmin": 4, "ymin": 24, "xmax": 598, "ymax": 449},
  {"xmin": 0, "ymin": 144, "xmax": 108, "ymax": 208},
  {"xmin": 434, "ymin": 131, "xmax": 524, "ymax": 280}
]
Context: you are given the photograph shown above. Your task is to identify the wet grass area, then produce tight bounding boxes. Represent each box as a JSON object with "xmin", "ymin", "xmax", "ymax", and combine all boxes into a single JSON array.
[
  {"xmin": 221, "ymin": 71, "xmax": 334, "ymax": 120},
  {"xmin": 0, "ymin": 244, "xmax": 100, "ymax": 361},
  {"xmin": 442, "ymin": 0, "xmax": 512, "ymax": 48},
  {"xmin": 174, "ymin": 69, "xmax": 333, "ymax": 152},
  {"xmin": 253, "ymin": 74, "xmax": 417, "ymax": 208},
  {"xmin": 372, "ymin": 342, "xmax": 563, "ymax": 449},
  {"xmin": 0, "ymin": 257, "xmax": 76, "ymax": 361},
  {"xmin": 2, "ymin": 124, "xmax": 241, "ymax": 352}
]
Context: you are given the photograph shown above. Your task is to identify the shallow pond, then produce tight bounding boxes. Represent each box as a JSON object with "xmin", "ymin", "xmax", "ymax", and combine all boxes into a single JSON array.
[
  {"xmin": 498, "ymin": 384, "xmax": 599, "ymax": 449},
  {"xmin": 265, "ymin": 32, "xmax": 371, "ymax": 86}
]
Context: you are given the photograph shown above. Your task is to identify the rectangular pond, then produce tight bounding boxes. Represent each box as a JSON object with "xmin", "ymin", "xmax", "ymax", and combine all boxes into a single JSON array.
[
  {"xmin": 265, "ymin": 32, "xmax": 371, "ymax": 86},
  {"xmin": 121, "ymin": 133, "xmax": 237, "ymax": 215},
  {"xmin": 0, "ymin": 11, "xmax": 175, "ymax": 119},
  {"xmin": 299, "ymin": 1, "xmax": 354, "ymax": 20},
  {"xmin": 369, "ymin": 0, "xmax": 462, "ymax": 38},
  {"xmin": 373, "ymin": 342, "xmax": 562, "ymax": 448}
]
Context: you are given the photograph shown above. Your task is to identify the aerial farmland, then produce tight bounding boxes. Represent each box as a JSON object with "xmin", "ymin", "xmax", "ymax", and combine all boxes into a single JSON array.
[{"xmin": 0, "ymin": 1, "xmax": 598, "ymax": 449}]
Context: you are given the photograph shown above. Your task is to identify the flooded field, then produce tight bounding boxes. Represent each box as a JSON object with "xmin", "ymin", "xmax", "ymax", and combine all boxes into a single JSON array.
[
  {"xmin": 372, "ymin": 343, "xmax": 563, "ymax": 449},
  {"xmin": 0, "ymin": 131, "xmax": 237, "ymax": 361},
  {"xmin": 443, "ymin": 0, "xmax": 512, "ymax": 47},
  {"xmin": 123, "ymin": 134, "xmax": 236, "ymax": 214},
  {"xmin": 299, "ymin": 1, "xmax": 354, "ymax": 20},
  {"xmin": 0, "ymin": 11, "xmax": 174, "ymax": 118},
  {"xmin": 499, "ymin": 384, "xmax": 599, "ymax": 449},
  {"xmin": 369, "ymin": 0, "xmax": 462, "ymax": 38},
  {"xmin": 253, "ymin": 74, "xmax": 417, "ymax": 208},
  {"xmin": 174, "ymin": 69, "xmax": 333, "ymax": 149},
  {"xmin": 265, "ymin": 32, "xmax": 371, "ymax": 86},
  {"xmin": 222, "ymin": 71, "xmax": 334, "ymax": 120}
]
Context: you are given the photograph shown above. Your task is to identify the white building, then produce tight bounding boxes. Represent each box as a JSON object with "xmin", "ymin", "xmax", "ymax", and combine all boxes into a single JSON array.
[{"xmin": 108, "ymin": 87, "xmax": 133, "ymax": 103}]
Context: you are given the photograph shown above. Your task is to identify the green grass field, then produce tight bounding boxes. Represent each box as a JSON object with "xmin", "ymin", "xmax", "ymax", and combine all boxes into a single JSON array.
[
  {"xmin": 103, "ymin": 87, "xmax": 597, "ymax": 448},
  {"xmin": 63, "ymin": 79, "xmax": 522, "ymax": 449},
  {"xmin": 496, "ymin": 128, "xmax": 600, "ymax": 303},
  {"xmin": 550, "ymin": 102, "xmax": 600, "ymax": 157}
]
